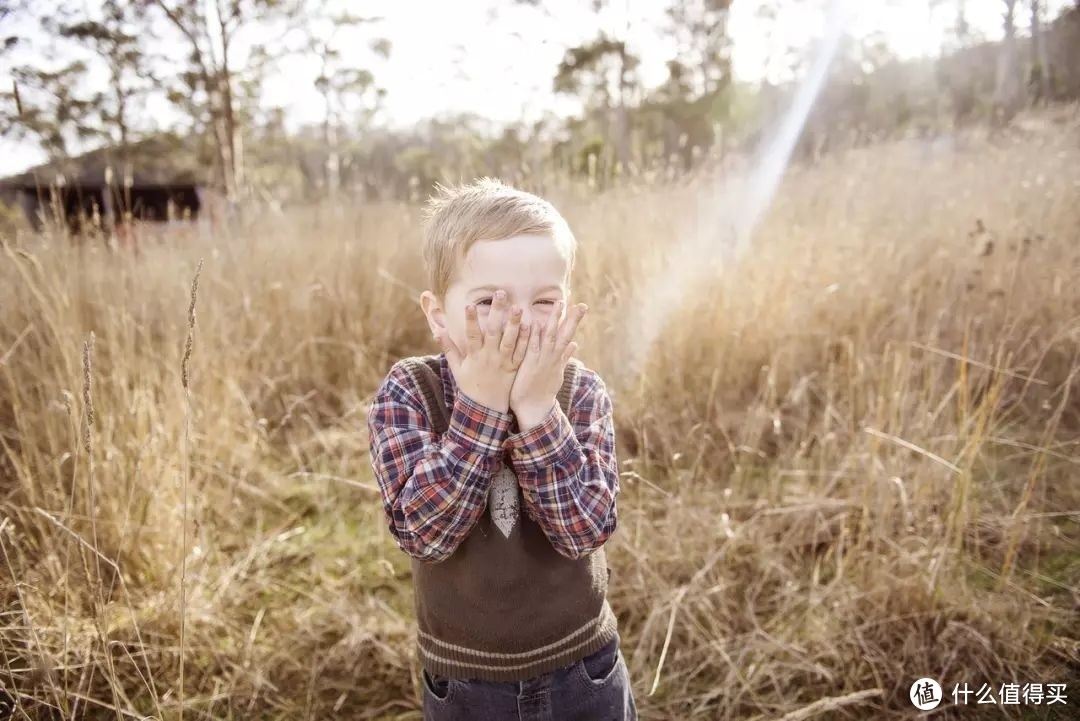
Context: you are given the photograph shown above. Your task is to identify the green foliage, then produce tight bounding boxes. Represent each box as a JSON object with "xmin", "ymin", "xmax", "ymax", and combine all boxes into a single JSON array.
[
  {"xmin": 2, "ymin": 61, "xmax": 101, "ymax": 159},
  {"xmin": 3, "ymin": 0, "xmax": 1080, "ymax": 202},
  {"xmin": 554, "ymin": 34, "xmax": 640, "ymax": 107}
]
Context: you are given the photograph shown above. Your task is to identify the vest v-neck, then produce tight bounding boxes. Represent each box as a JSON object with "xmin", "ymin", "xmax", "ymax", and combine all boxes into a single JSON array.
[{"xmin": 397, "ymin": 351, "xmax": 617, "ymax": 683}]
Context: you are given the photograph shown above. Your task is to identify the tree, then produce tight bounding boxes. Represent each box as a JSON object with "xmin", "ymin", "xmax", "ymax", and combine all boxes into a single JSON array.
[
  {"xmin": 303, "ymin": 10, "xmax": 389, "ymax": 194},
  {"xmin": 646, "ymin": 59, "xmax": 718, "ymax": 170},
  {"xmin": 554, "ymin": 34, "xmax": 641, "ymax": 171},
  {"xmin": 1028, "ymin": 0, "xmax": 1049, "ymax": 104},
  {"xmin": 643, "ymin": 0, "xmax": 734, "ymax": 171},
  {"xmin": 665, "ymin": 0, "xmax": 733, "ymax": 100},
  {"xmin": 992, "ymin": 0, "xmax": 1022, "ymax": 126},
  {"xmin": 1, "ymin": 62, "xmax": 101, "ymax": 161},
  {"xmin": 55, "ymin": 0, "xmax": 156, "ymax": 155},
  {"xmin": 144, "ymin": 0, "xmax": 305, "ymax": 202}
]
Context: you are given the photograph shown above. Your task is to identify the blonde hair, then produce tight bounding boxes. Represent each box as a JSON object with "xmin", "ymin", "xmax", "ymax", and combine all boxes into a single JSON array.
[{"xmin": 421, "ymin": 177, "xmax": 577, "ymax": 300}]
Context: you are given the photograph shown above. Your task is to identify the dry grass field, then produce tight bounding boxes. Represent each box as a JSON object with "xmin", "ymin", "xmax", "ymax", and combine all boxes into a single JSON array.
[{"xmin": 1, "ymin": 106, "xmax": 1079, "ymax": 720}]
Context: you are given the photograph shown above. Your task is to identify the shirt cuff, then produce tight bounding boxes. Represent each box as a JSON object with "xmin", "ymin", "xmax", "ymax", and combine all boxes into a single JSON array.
[
  {"xmin": 505, "ymin": 402, "xmax": 575, "ymax": 472},
  {"xmin": 445, "ymin": 391, "xmax": 514, "ymax": 455}
]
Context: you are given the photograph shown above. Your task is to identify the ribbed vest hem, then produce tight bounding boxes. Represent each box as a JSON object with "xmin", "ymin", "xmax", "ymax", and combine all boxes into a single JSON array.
[{"xmin": 416, "ymin": 598, "xmax": 619, "ymax": 683}]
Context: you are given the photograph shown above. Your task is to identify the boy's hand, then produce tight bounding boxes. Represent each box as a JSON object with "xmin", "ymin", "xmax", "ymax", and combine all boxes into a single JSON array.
[
  {"xmin": 509, "ymin": 300, "xmax": 588, "ymax": 430},
  {"xmin": 435, "ymin": 290, "xmax": 529, "ymax": 414}
]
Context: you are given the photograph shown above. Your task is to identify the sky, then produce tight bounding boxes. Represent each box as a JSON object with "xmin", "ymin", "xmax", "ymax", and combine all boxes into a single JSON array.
[{"xmin": 1, "ymin": 0, "xmax": 1071, "ymax": 176}]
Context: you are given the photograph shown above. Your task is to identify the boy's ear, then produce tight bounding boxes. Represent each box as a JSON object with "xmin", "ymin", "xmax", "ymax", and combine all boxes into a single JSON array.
[{"xmin": 420, "ymin": 290, "xmax": 447, "ymax": 336}]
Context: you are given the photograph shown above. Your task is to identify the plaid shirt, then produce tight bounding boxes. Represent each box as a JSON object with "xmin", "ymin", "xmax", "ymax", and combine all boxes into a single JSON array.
[{"xmin": 366, "ymin": 352, "xmax": 619, "ymax": 563}]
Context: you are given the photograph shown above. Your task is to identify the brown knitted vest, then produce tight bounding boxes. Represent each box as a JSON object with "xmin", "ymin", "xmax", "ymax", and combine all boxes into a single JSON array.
[{"xmin": 396, "ymin": 354, "xmax": 618, "ymax": 683}]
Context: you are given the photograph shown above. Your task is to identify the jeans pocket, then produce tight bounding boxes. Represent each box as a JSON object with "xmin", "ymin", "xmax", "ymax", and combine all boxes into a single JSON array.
[
  {"xmin": 421, "ymin": 667, "xmax": 456, "ymax": 704},
  {"xmin": 577, "ymin": 637, "xmax": 622, "ymax": 687}
]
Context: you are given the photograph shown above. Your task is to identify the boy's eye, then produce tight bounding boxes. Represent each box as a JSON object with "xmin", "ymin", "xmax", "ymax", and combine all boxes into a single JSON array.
[{"xmin": 475, "ymin": 298, "xmax": 558, "ymax": 307}]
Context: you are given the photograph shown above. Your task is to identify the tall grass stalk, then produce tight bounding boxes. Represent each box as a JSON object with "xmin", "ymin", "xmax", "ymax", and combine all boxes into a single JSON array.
[{"xmin": 179, "ymin": 258, "xmax": 203, "ymax": 721}]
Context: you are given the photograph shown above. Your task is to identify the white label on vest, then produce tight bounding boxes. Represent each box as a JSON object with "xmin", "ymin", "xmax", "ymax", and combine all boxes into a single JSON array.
[{"xmin": 489, "ymin": 462, "xmax": 519, "ymax": 538}]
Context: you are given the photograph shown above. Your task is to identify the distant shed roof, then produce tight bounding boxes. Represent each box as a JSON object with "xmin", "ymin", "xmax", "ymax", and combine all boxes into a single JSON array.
[{"xmin": 0, "ymin": 134, "xmax": 209, "ymax": 189}]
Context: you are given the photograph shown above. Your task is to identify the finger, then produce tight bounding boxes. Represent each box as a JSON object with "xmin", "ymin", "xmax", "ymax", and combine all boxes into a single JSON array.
[
  {"xmin": 486, "ymin": 290, "xmax": 508, "ymax": 342},
  {"xmin": 544, "ymin": 300, "xmax": 563, "ymax": 349},
  {"xmin": 500, "ymin": 304, "xmax": 522, "ymax": 356},
  {"xmin": 464, "ymin": 304, "xmax": 483, "ymax": 352},
  {"xmin": 556, "ymin": 303, "xmax": 588, "ymax": 349},
  {"xmin": 529, "ymin": 319, "xmax": 542, "ymax": 354},
  {"xmin": 561, "ymin": 341, "xmax": 578, "ymax": 364},
  {"xmin": 512, "ymin": 322, "xmax": 529, "ymax": 366}
]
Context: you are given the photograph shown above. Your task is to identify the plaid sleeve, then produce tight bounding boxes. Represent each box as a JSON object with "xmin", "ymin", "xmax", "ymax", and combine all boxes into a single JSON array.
[
  {"xmin": 366, "ymin": 361, "xmax": 513, "ymax": 563},
  {"xmin": 504, "ymin": 369, "xmax": 620, "ymax": 560}
]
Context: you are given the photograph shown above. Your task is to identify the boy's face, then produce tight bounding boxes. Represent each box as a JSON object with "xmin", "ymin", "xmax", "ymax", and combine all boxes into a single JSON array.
[{"xmin": 421, "ymin": 233, "xmax": 571, "ymax": 356}]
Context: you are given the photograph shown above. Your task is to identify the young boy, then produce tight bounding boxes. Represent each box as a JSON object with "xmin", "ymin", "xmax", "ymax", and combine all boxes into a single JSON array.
[{"xmin": 366, "ymin": 178, "xmax": 637, "ymax": 720}]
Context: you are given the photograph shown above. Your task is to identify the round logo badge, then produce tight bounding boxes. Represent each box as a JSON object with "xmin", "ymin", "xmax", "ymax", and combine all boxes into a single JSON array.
[{"xmin": 910, "ymin": 678, "xmax": 943, "ymax": 710}]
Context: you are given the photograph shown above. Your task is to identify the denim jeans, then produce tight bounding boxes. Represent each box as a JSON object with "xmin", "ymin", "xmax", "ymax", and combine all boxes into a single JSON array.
[{"xmin": 420, "ymin": 633, "xmax": 638, "ymax": 721}]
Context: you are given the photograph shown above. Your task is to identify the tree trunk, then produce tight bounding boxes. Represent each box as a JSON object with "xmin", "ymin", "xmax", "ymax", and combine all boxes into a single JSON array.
[
  {"xmin": 1029, "ymin": 0, "xmax": 1048, "ymax": 104},
  {"xmin": 151, "ymin": 0, "xmax": 234, "ymax": 199},
  {"xmin": 613, "ymin": 47, "xmax": 631, "ymax": 170},
  {"xmin": 215, "ymin": 0, "xmax": 240, "ymax": 202},
  {"xmin": 993, "ymin": 0, "xmax": 1021, "ymax": 127},
  {"xmin": 219, "ymin": 66, "xmax": 239, "ymax": 199}
]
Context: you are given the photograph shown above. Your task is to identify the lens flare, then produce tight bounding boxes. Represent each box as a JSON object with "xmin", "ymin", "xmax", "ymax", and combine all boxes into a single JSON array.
[{"xmin": 618, "ymin": 0, "xmax": 855, "ymax": 388}]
